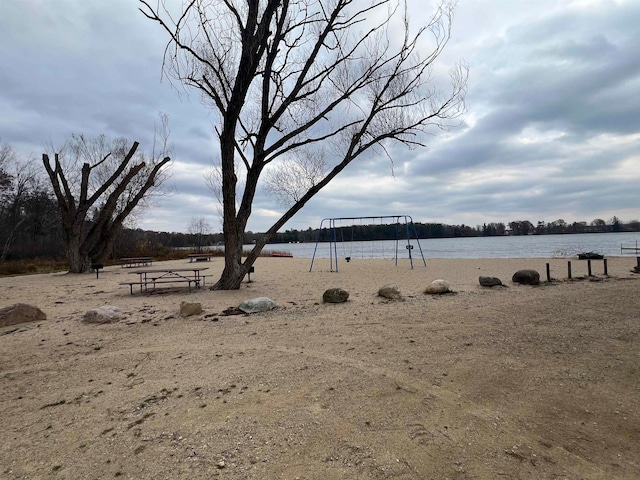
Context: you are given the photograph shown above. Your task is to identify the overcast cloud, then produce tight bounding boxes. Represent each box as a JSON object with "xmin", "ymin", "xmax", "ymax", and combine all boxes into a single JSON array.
[{"xmin": 1, "ymin": 0, "xmax": 638, "ymax": 233}]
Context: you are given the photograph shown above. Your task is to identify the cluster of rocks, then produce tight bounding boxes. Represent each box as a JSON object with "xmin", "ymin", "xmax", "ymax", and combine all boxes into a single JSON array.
[
  {"xmin": 479, "ymin": 269, "xmax": 541, "ymax": 287},
  {"xmin": 320, "ymin": 279, "xmax": 453, "ymax": 305},
  {"xmin": 179, "ymin": 297, "xmax": 277, "ymax": 318},
  {"xmin": 0, "ymin": 269, "xmax": 544, "ymax": 329},
  {"xmin": 322, "ymin": 269, "xmax": 543, "ymax": 304}
]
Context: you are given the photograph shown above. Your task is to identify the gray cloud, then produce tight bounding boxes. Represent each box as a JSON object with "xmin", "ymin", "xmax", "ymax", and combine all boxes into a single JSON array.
[{"xmin": 1, "ymin": 0, "xmax": 638, "ymax": 233}]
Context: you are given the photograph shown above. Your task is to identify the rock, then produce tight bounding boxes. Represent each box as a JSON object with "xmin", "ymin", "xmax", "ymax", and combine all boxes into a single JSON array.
[
  {"xmin": 378, "ymin": 284, "xmax": 404, "ymax": 301},
  {"xmin": 479, "ymin": 276, "xmax": 503, "ymax": 287},
  {"xmin": 0, "ymin": 303, "xmax": 46, "ymax": 328},
  {"xmin": 238, "ymin": 297, "xmax": 276, "ymax": 314},
  {"xmin": 512, "ymin": 269, "xmax": 540, "ymax": 285},
  {"xmin": 424, "ymin": 279, "xmax": 451, "ymax": 294},
  {"xmin": 180, "ymin": 301, "xmax": 203, "ymax": 317},
  {"xmin": 323, "ymin": 288, "xmax": 349, "ymax": 303},
  {"xmin": 83, "ymin": 305, "xmax": 122, "ymax": 324}
]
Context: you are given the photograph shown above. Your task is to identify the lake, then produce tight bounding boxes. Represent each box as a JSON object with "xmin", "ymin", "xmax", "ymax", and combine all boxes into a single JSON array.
[{"xmin": 259, "ymin": 231, "xmax": 640, "ymax": 260}]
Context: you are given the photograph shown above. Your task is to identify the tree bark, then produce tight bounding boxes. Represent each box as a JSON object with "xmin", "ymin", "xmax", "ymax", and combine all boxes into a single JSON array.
[{"xmin": 65, "ymin": 228, "xmax": 90, "ymax": 273}]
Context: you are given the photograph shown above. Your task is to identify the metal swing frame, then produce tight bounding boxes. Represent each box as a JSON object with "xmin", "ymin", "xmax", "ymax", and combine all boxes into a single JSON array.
[{"xmin": 309, "ymin": 215, "xmax": 426, "ymax": 272}]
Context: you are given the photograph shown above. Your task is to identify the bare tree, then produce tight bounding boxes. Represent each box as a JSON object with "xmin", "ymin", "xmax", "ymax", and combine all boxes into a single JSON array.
[
  {"xmin": 187, "ymin": 216, "xmax": 212, "ymax": 252},
  {"xmin": 43, "ymin": 132, "xmax": 171, "ymax": 273},
  {"xmin": 140, "ymin": 0, "xmax": 467, "ymax": 289},
  {"xmin": 590, "ymin": 218, "xmax": 606, "ymax": 232},
  {"xmin": 0, "ymin": 142, "xmax": 41, "ymax": 261}
]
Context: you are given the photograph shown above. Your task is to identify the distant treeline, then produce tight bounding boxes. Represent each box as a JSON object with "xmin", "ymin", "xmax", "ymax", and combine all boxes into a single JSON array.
[
  {"xmin": 1, "ymin": 162, "xmax": 638, "ymax": 262},
  {"xmin": 265, "ymin": 217, "xmax": 640, "ymax": 244},
  {"xmin": 109, "ymin": 217, "xmax": 639, "ymax": 255}
]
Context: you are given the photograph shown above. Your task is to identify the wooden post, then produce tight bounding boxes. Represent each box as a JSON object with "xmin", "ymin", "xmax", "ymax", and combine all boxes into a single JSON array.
[
  {"xmin": 587, "ymin": 259, "xmax": 592, "ymax": 276},
  {"xmin": 247, "ymin": 266, "xmax": 255, "ymax": 282},
  {"xmin": 546, "ymin": 263, "xmax": 551, "ymax": 282},
  {"xmin": 568, "ymin": 261, "xmax": 572, "ymax": 279},
  {"xmin": 603, "ymin": 259, "xmax": 608, "ymax": 275},
  {"xmin": 637, "ymin": 256, "xmax": 640, "ymax": 268}
]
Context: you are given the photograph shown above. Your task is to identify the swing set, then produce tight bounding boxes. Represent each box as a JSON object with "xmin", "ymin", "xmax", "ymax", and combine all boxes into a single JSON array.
[{"xmin": 309, "ymin": 215, "xmax": 426, "ymax": 272}]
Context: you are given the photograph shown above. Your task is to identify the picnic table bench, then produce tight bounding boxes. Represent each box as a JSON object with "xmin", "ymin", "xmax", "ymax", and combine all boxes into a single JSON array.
[
  {"xmin": 119, "ymin": 257, "xmax": 153, "ymax": 268},
  {"xmin": 188, "ymin": 253, "xmax": 213, "ymax": 262},
  {"xmin": 120, "ymin": 267, "xmax": 208, "ymax": 295}
]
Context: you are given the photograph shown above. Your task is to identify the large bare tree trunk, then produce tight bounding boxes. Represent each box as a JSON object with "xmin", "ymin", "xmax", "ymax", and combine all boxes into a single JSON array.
[
  {"xmin": 214, "ymin": 253, "xmax": 246, "ymax": 290},
  {"xmin": 65, "ymin": 230, "xmax": 90, "ymax": 273}
]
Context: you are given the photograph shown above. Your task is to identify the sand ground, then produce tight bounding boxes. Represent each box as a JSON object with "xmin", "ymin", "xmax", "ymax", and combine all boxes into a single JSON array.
[{"xmin": 1, "ymin": 256, "xmax": 639, "ymax": 479}]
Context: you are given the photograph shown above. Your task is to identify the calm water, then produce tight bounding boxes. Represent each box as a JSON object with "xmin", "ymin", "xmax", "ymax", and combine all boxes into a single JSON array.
[{"xmin": 259, "ymin": 232, "xmax": 640, "ymax": 260}]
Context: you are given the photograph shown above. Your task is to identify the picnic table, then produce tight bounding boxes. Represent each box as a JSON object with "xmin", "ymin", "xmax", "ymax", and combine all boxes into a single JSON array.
[
  {"xmin": 119, "ymin": 257, "xmax": 153, "ymax": 268},
  {"xmin": 188, "ymin": 253, "xmax": 213, "ymax": 262},
  {"xmin": 121, "ymin": 267, "xmax": 209, "ymax": 295}
]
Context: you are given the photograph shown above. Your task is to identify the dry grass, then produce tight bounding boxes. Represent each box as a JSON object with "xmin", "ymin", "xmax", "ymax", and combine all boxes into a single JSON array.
[{"xmin": 0, "ymin": 258, "xmax": 69, "ymax": 277}]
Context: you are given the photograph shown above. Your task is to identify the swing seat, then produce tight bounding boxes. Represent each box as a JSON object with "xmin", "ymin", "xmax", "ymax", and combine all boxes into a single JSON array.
[{"xmin": 345, "ymin": 257, "xmax": 351, "ymax": 262}]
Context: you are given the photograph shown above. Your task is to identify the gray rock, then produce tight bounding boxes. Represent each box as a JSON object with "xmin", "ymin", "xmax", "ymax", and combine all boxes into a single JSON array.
[
  {"xmin": 0, "ymin": 303, "xmax": 46, "ymax": 328},
  {"xmin": 424, "ymin": 279, "xmax": 451, "ymax": 294},
  {"xmin": 323, "ymin": 288, "xmax": 349, "ymax": 303},
  {"xmin": 83, "ymin": 305, "xmax": 122, "ymax": 324},
  {"xmin": 378, "ymin": 283, "xmax": 404, "ymax": 301},
  {"xmin": 479, "ymin": 276, "xmax": 503, "ymax": 287},
  {"xmin": 180, "ymin": 301, "xmax": 203, "ymax": 317},
  {"xmin": 512, "ymin": 269, "xmax": 540, "ymax": 285},
  {"xmin": 238, "ymin": 297, "xmax": 276, "ymax": 314}
]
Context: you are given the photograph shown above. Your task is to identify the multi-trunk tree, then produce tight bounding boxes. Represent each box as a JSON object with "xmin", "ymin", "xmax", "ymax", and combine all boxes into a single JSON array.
[
  {"xmin": 43, "ymin": 134, "xmax": 171, "ymax": 273},
  {"xmin": 140, "ymin": 0, "xmax": 467, "ymax": 289}
]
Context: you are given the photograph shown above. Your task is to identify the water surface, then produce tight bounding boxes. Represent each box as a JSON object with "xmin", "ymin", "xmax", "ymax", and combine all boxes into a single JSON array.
[{"xmin": 261, "ymin": 232, "xmax": 640, "ymax": 260}]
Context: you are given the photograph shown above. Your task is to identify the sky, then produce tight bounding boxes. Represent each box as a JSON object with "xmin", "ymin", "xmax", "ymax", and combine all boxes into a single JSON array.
[{"xmin": 1, "ymin": 0, "xmax": 639, "ymax": 234}]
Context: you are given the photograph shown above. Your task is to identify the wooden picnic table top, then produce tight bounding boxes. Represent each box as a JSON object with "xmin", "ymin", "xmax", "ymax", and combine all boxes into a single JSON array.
[
  {"xmin": 128, "ymin": 267, "xmax": 209, "ymax": 274},
  {"xmin": 120, "ymin": 257, "xmax": 153, "ymax": 261}
]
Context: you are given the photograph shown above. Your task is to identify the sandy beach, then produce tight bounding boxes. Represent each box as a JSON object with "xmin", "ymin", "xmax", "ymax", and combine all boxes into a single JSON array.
[{"xmin": 1, "ymin": 256, "xmax": 639, "ymax": 479}]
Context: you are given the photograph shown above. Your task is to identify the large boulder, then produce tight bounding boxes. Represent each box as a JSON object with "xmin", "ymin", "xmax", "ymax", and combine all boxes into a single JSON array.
[
  {"xmin": 424, "ymin": 279, "xmax": 451, "ymax": 295},
  {"xmin": 323, "ymin": 288, "xmax": 349, "ymax": 303},
  {"xmin": 238, "ymin": 297, "xmax": 277, "ymax": 314},
  {"xmin": 378, "ymin": 284, "xmax": 404, "ymax": 301},
  {"xmin": 180, "ymin": 301, "xmax": 203, "ymax": 317},
  {"xmin": 512, "ymin": 269, "xmax": 540, "ymax": 285},
  {"xmin": 83, "ymin": 306, "xmax": 122, "ymax": 324},
  {"xmin": 0, "ymin": 303, "xmax": 46, "ymax": 328},
  {"xmin": 479, "ymin": 276, "xmax": 503, "ymax": 287}
]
